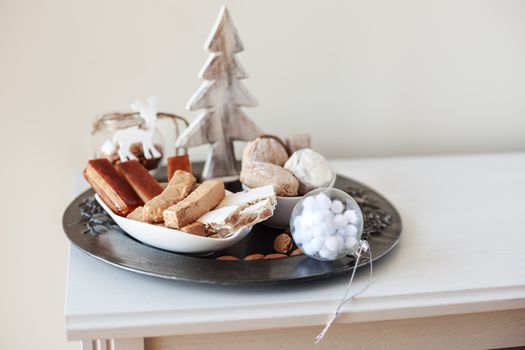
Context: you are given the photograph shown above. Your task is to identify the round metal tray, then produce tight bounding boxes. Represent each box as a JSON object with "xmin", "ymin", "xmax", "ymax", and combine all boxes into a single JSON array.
[{"xmin": 62, "ymin": 170, "xmax": 402, "ymax": 285}]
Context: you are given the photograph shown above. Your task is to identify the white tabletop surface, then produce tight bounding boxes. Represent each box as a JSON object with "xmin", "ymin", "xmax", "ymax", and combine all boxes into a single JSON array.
[{"xmin": 65, "ymin": 153, "xmax": 525, "ymax": 340}]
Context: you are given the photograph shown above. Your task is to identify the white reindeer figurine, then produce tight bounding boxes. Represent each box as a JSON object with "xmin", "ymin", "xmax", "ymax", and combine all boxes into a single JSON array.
[{"xmin": 114, "ymin": 96, "xmax": 162, "ymax": 161}]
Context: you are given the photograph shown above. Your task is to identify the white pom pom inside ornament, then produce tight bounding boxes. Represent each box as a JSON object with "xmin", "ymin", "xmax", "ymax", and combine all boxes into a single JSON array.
[{"xmin": 290, "ymin": 188, "xmax": 364, "ymax": 261}]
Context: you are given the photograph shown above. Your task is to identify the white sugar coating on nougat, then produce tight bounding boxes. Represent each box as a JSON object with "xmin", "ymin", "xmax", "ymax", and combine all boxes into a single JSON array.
[
  {"xmin": 240, "ymin": 161, "xmax": 299, "ymax": 197},
  {"xmin": 199, "ymin": 186, "xmax": 277, "ymax": 237},
  {"xmin": 216, "ymin": 184, "xmax": 276, "ymax": 209},
  {"xmin": 197, "ymin": 191, "xmax": 277, "ymax": 237},
  {"xmin": 284, "ymin": 148, "xmax": 334, "ymax": 195},
  {"xmin": 198, "ymin": 205, "xmax": 240, "ymax": 231},
  {"xmin": 242, "ymin": 137, "xmax": 289, "ymax": 168},
  {"xmin": 235, "ymin": 198, "xmax": 275, "ymax": 228}
]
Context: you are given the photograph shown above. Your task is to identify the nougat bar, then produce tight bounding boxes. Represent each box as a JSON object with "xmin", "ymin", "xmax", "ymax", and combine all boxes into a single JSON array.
[
  {"xmin": 180, "ymin": 221, "xmax": 209, "ymax": 237},
  {"xmin": 164, "ymin": 180, "xmax": 225, "ymax": 229},
  {"xmin": 197, "ymin": 206, "xmax": 240, "ymax": 237},
  {"xmin": 216, "ymin": 185, "xmax": 276, "ymax": 209},
  {"xmin": 143, "ymin": 170, "xmax": 196, "ymax": 223},
  {"xmin": 126, "ymin": 206, "xmax": 144, "ymax": 222},
  {"xmin": 233, "ymin": 199, "xmax": 274, "ymax": 230},
  {"xmin": 115, "ymin": 160, "xmax": 163, "ymax": 202},
  {"xmin": 83, "ymin": 159, "xmax": 143, "ymax": 216}
]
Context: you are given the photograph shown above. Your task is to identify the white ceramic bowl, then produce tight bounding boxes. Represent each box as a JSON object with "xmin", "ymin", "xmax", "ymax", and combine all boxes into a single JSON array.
[
  {"xmin": 242, "ymin": 173, "xmax": 336, "ymax": 228},
  {"xmin": 95, "ymin": 194, "xmax": 252, "ymax": 254}
]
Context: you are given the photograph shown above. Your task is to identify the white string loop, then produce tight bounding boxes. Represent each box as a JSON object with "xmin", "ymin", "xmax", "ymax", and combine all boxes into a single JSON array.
[{"xmin": 314, "ymin": 240, "xmax": 373, "ymax": 344}]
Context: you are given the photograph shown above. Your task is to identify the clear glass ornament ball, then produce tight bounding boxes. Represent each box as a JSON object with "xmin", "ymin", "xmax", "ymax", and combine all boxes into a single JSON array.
[{"xmin": 290, "ymin": 188, "xmax": 364, "ymax": 261}]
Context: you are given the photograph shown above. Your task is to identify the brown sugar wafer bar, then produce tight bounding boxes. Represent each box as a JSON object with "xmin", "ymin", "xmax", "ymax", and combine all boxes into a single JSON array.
[
  {"xmin": 164, "ymin": 180, "xmax": 225, "ymax": 229},
  {"xmin": 143, "ymin": 170, "xmax": 196, "ymax": 223},
  {"xmin": 167, "ymin": 155, "xmax": 192, "ymax": 181},
  {"xmin": 83, "ymin": 159, "xmax": 143, "ymax": 216},
  {"xmin": 115, "ymin": 160, "xmax": 163, "ymax": 202}
]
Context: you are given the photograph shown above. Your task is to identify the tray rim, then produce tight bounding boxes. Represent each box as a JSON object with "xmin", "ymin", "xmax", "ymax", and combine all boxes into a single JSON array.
[{"xmin": 62, "ymin": 174, "xmax": 402, "ymax": 285}]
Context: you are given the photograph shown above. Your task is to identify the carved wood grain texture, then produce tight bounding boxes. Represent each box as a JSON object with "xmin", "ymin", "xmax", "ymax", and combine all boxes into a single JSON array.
[{"xmin": 176, "ymin": 6, "xmax": 262, "ymax": 180}]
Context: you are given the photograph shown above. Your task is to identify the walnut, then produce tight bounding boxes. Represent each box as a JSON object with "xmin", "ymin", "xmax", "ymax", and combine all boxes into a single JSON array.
[{"xmin": 274, "ymin": 233, "xmax": 293, "ymax": 254}]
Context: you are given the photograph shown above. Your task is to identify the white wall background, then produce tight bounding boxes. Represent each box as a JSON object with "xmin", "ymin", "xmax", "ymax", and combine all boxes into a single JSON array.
[{"xmin": 0, "ymin": 1, "xmax": 524, "ymax": 349}]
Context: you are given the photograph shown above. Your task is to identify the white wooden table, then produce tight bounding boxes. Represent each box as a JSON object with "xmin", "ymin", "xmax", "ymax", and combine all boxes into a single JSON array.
[{"xmin": 65, "ymin": 153, "xmax": 525, "ymax": 350}]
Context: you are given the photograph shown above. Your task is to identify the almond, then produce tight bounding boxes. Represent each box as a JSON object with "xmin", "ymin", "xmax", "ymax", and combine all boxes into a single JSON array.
[
  {"xmin": 290, "ymin": 248, "xmax": 304, "ymax": 256},
  {"xmin": 216, "ymin": 255, "xmax": 239, "ymax": 260},
  {"xmin": 244, "ymin": 254, "xmax": 265, "ymax": 261},
  {"xmin": 264, "ymin": 253, "xmax": 288, "ymax": 260}
]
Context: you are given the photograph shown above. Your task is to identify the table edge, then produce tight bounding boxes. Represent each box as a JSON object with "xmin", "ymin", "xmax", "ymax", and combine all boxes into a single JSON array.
[{"xmin": 66, "ymin": 283, "xmax": 525, "ymax": 340}]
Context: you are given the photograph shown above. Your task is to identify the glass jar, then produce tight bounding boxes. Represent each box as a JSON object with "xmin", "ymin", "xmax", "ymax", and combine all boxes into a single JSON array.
[{"xmin": 92, "ymin": 111, "xmax": 188, "ymax": 171}]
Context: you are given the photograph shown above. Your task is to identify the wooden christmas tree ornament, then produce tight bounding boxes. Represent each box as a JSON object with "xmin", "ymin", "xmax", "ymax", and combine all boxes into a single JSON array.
[{"xmin": 176, "ymin": 6, "xmax": 263, "ymax": 180}]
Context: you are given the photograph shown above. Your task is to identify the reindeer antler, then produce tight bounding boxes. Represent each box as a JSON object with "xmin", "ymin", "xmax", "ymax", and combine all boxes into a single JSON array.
[
  {"xmin": 131, "ymin": 96, "xmax": 158, "ymax": 121},
  {"xmin": 147, "ymin": 96, "xmax": 158, "ymax": 111},
  {"xmin": 131, "ymin": 100, "xmax": 146, "ymax": 113}
]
